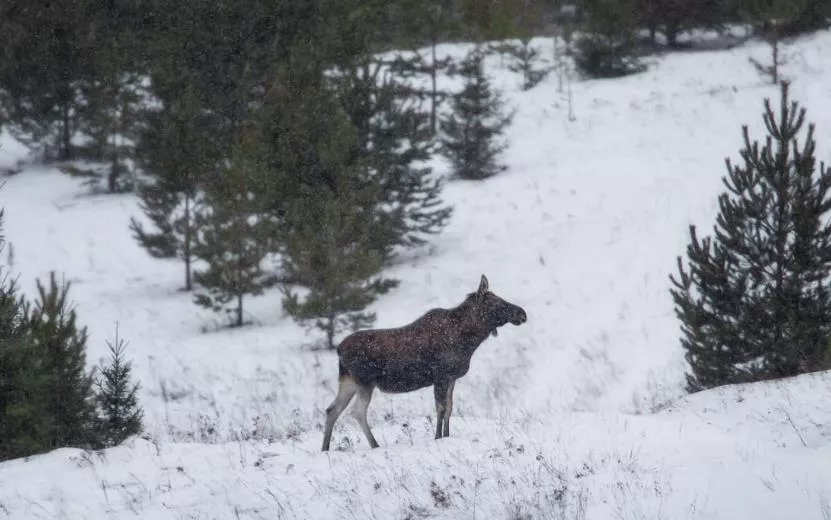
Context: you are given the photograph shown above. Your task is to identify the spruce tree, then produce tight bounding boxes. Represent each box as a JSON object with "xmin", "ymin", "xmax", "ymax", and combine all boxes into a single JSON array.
[
  {"xmin": 26, "ymin": 272, "xmax": 97, "ymax": 449},
  {"xmin": 506, "ymin": 38, "xmax": 553, "ymax": 91},
  {"xmin": 787, "ymin": 0, "xmax": 831, "ymax": 34},
  {"xmin": 0, "ymin": 208, "xmax": 49, "ymax": 461},
  {"xmin": 385, "ymin": 0, "xmax": 459, "ymax": 135},
  {"xmin": 0, "ymin": 289, "xmax": 47, "ymax": 461},
  {"xmin": 439, "ymin": 47, "xmax": 514, "ymax": 181},
  {"xmin": 491, "ymin": 0, "xmax": 552, "ymax": 91},
  {"xmin": 1, "ymin": 205, "xmax": 128, "ymax": 458},
  {"xmin": 670, "ymin": 82, "xmax": 831, "ymax": 392},
  {"xmin": 573, "ymin": 0, "xmax": 646, "ymax": 78},
  {"xmin": 95, "ymin": 327, "xmax": 142, "ymax": 448},
  {"xmin": 192, "ymin": 127, "xmax": 279, "ymax": 328},
  {"xmin": 130, "ymin": 88, "xmax": 219, "ymax": 291}
]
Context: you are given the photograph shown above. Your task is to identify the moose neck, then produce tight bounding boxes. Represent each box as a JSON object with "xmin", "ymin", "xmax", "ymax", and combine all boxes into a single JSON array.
[{"xmin": 450, "ymin": 298, "xmax": 494, "ymax": 352}]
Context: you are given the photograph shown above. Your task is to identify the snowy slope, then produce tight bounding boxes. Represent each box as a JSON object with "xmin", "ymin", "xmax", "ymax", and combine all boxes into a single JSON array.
[
  {"xmin": 0, "ymin": 372, "xmax": 829, "ymax": 520},
  {"xmin": 2, "ymin": 29, "xmax": 831, "ymax": 520}
]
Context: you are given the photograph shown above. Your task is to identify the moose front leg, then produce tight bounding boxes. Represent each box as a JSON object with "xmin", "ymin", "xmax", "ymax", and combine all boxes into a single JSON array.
[{"xmin": 433, "ymin": 380, "xmax": 451, "ymax": 440}]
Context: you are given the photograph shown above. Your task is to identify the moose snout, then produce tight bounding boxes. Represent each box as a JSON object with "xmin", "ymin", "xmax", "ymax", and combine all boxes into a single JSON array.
[{"xmin": 512, "ymin": 308, "xmax": 527, "ymax": 325}]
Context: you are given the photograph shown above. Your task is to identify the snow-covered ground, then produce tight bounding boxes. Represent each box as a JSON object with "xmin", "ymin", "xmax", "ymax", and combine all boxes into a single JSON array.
[{"xmin": 1, "ymin": 29, "xmax": 831, "ymax": 520}]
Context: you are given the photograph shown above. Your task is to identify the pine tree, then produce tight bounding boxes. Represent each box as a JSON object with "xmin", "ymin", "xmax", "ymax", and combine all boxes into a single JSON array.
[
  {"xmin": 742, "ymin": 0, "xmax": 805, "ymax": 84},
  {"xmin": 74, "ymin": 64, "xmax": 144, "ymax": 194},
  {"xmin": 281, "ymin": 191, "xmax": 399, "ymax": 349},
  {"xmin": 64, "ymin": 0, "xmax": 149, "ymax": 193},
  {"xmin": 439, "ymin": 47, "xmax": 514, "ymax": 181},
  {"xmin": 0, "ymin": 0, "xmax": 103, "ymax": 160},
  {"xmin": 26, "ymin": 272, "xmax": 97, "ymax": 449},
  {"xmin": 130, "ymin": 88, "xmax": 219, "ymax": 291},
  {"xmin": 273, "ymin": 74, "xmax": 399, "ymax": 349},
  {"xmin": 0, "ymin": 0, "xmax": 150, "ymax": 165},
  {"xmin": 458, "ymin": 0, "xmax": 526, "ymax": 41},
  {"xmin": 389, "ymin": 51, "xmax": 454, "ymax": 136},
  {"xmin": 332, "ymin": 58, "xmax": 453, "ymax": 263},
  {"xmin": 142, "ymin": 0, "xmax": 344, "ymax": 155},
  {"xmin": 631, "ymin": 0, "xmax": 728, "ymax": 49},
  {"xmin": 94, "ymin": 327, "xmax": 142, "ymax": 448},
  {"xmin": 670, "ymin": 82, "xmax": 831, "ymax": 392},
  {"xmin": 193, "ymin": 127, "xmax": 279, "ymax": 328}
]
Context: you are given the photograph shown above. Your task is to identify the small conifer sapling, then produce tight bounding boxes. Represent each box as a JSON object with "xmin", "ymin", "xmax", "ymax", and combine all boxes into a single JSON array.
[{"xmin": 95, "ymin": 325, "xmax": 143, "ymax": 447}]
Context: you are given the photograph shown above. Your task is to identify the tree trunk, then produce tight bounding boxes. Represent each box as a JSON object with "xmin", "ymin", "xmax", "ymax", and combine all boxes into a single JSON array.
[
  {"xmin": 430, "ymin": 35, "xmax": 438, "ymax": 135},
  {"xmin": 108, "ymin": 139, "xmax": 119, "ymax": 193},
  {"xmin": 567, "ymin": 68, "xmax": 575, "ymax": 121},
  {"xmin": 326, "ymin": 308, "xmax": 336, "ymax": 349},
  {"xmin": 60, "ymin": 102, "xmax": 72, "ymax": 161},
  {"xmin": 236, "ymin": 293, "xmax": 243, "ymax": 328},
  {"xmin": 665, "ymin": 21, "xmax": 680, "ymax": 48},
  {"xmin": 184, "ymin": 195, "xmax": 192, "ymax": 291},
  {"xmin": 108, "ymin": 82, "xmax": 121, "ymax": 193}
]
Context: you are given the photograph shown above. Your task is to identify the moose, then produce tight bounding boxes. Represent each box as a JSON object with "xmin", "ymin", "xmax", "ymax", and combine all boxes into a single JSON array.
[{"xmin": 321, "ymin": 274, "xmax": 527, "ymax": 451}]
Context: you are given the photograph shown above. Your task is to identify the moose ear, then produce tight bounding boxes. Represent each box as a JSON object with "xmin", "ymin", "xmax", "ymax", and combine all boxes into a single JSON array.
[{"xmin": 477, "ymin": 274, "xmax": 489, "ymax": 296}]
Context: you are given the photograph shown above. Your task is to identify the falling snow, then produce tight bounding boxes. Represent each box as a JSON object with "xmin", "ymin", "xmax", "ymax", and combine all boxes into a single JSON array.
[{"xmin": 1, "ymin": 29, "xmax": 831, "ymax": 520}]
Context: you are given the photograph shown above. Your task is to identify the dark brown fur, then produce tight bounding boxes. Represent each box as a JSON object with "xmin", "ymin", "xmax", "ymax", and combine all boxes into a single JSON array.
[{"xmin": 321, "ymin": 274, "xmax": 527, "ymax": 451}]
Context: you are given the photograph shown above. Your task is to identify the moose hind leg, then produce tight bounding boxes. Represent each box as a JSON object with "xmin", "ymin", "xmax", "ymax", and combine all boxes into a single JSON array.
[
  {"xmin": 433, "ymin": 381, "xmax": 450, "ymax": 440},
  {"xmin": 351, "ymin": 385, "xmax": 379, "ymax": 449},
  {"xmin": 442, "ymin": 379, "xmax": 456, "ymax": 438},
  {"xmin": 321, "ymin": 376, "xmax": 358, "ymax": 452}
]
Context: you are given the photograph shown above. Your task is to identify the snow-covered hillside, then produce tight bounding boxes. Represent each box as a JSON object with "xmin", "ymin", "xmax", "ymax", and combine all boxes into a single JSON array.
[{"xmin": 1, "ymin": 29, "xmax": 831, "ymax": 520}]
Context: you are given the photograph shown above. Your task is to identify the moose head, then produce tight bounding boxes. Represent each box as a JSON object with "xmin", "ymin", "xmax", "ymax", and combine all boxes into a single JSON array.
[{"xmin": 470, "ymin": 274, "xmax": 527, "ymax": 336}]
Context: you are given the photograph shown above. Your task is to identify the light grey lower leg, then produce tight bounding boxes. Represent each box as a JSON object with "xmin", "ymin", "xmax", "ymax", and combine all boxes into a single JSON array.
[
  {"xmin": 321, "ymin": 377, "xmax": 357, "ymax": 452},
  {"xmin": 442, "ymin": 380, "xmax": 456, "ymax": 438},
  {"xmin": 351, "ymin": 386, "xmax": 379, "ymax": 449},
  {"xmin": 434, "ymin": 382, "xmax": 449, "ymax": 440}
]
